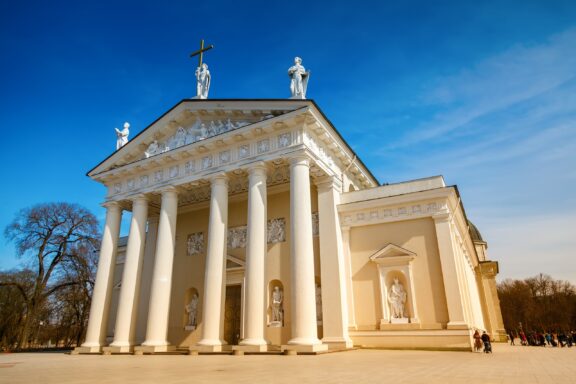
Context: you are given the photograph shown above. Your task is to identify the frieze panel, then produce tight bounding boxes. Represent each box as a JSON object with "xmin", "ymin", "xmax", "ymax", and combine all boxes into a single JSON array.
[
  {"xmin": 340, "ymin": 202, "xmax": 442, "ymax": 227},
  {"xmin": 239, "ymin": 144, "xmax": 250, "ymax": 159},
  {"xmin": 267, "ymin": 218, "xmax": 286, "ymax": 244},
  {"xmin": 187, "ymin": 232, "xmax": 204, "ymax": 256},
  {"xmin": 257, "ymin": 139, "xmax": 270, "ymax": 154}
]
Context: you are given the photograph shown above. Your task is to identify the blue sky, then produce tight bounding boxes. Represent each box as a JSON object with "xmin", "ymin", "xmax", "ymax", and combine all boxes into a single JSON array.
[{"xmin": 1, "ymin": 0, "xmax": 575, "ymax": 282}]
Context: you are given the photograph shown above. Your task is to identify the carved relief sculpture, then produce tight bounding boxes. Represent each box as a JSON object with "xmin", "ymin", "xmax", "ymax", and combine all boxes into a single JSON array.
[
  {"xmin": 267, "ymin": 218, "xmax": 286, "ymax": 243},
  {"xmin": 187, "ymin": 232, "xmax": 204, "ymax": 256}
]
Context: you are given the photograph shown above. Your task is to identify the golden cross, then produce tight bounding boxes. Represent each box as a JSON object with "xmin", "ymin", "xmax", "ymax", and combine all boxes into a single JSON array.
[{"xmin": 189, "ymin": 39, "xmax": 214, "ymax": 68}]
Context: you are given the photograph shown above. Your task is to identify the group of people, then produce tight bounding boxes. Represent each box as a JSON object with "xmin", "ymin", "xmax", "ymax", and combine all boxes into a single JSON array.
[
  {"xmin": 508, "ymin": 330, "xmax": 576, "ymax": 347},
  {"xmin": 473, "ymin": 330, "xmax": 492, "ymax": 353}
]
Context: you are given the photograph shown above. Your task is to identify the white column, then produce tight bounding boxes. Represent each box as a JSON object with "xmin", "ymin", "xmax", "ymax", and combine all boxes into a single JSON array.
[
  {"xmin": 79, "ymin": 202, "xmax": 122, "ymax": 352},
  {"xmin": 107, "ymin": 195, "xmax": 148, "ymax": 352},
  {"xmin": 197, "ymin": 173, "xmax": 228, "ymax": 350},
  {"xmin": 433, "ymin": 211, "xmax": 468, "ymax": 329},
  {"xmin": 135, "ymin": 215, "xmax": 159, "ymax": 344},
  {"xmin": 239, "ymin": 162, "xmax": 268, "ymax": 349},
  {"xmin": 287, "ymin": 155, "xmax": 322, "ymax": 347},
  {"xmin": 140, "ymin": 187, "xmax": 178, "ymax": 351},
  {"xmin": 317, "ymin": 177, "xmax": 352, "ymax": 348}
]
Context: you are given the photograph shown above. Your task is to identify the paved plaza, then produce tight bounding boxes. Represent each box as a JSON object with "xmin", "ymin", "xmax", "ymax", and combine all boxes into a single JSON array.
[{"xmin": 1, "ymin": 344, "xmax": 575, "ymax": 384}]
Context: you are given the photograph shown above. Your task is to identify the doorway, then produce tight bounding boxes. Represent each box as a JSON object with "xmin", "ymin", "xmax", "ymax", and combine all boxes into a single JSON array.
[{"xmin": 224, "ymin": 284, "xmax": 242, "ymax": 345}]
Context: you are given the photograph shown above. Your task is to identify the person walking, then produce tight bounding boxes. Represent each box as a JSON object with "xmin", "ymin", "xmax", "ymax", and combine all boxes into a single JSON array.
[
  {"xmin": 473, "ymin": 330, "xmax": 483, "ymax": 352},
  {"xmin": 481, "ymin": 331, "xmax": 492, "ymax": 353}
]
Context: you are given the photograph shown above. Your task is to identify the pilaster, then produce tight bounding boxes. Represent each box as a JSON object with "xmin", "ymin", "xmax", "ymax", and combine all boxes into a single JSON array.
[
  {"xmin": 316, "ymin": 176, "xmax": 352, "ymax": 349},
  {"xmin": 432, "ymin": 211, "xmax": 468, "ymax": 329}
]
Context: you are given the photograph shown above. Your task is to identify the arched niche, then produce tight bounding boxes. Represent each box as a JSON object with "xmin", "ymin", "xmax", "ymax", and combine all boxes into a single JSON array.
[
  {"xmin": 183, "ymin": 287, "xmax": 200, "ymax": 331},
  {"xmin": 369, "ymin": 243, "xmax": 420, "ymax": 327},
  {"xmin": 268, "ymin": 280, "xmax": 284, "ymax": 327}
]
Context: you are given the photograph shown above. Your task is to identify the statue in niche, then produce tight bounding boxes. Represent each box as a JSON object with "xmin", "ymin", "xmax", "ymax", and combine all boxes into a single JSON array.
[
  {"xmin": 185, "ymin": 293, "xmax": 199, "ymax": 329},
  {"xmin": 115, "ymin": 122, "xmax": 130, "ymax": 150},
  {"xmin": 195, "ymin": 63, "xmax": 211, "ymax": 99},
  {"xmin": 270, "ymin": 286, "xmax": 284, "ymax": 326},
  {"xmin": 388, "ymin": 278, "xmax": 407, "ymax": 319},
  {"xmin": 288, "ymin": 57, "xmax": 310, "ymax": 99},
  {"xmin": 316, "ymin": 284, "xmax": 322, "ymax": 322}
]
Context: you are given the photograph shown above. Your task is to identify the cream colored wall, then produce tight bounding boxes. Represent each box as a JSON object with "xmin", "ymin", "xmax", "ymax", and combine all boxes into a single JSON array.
[
  {"xmin": 163, "ymin": 186, "xmax": 319, "ymax": 347},
  {"xmin": 349, "ymin": 218, "xmax": 449, "ymax": 330}
]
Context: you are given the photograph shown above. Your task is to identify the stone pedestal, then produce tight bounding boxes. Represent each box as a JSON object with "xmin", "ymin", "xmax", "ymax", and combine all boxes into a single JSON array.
[
  {"xmin": 133, "ymin": 345, "xmax": 176, "ymax": 354},
  {"xmin": 232, "ymin": 344, "xmax": 268, "ymax": 353},
  {"xmin": 189, "ymin": 344, "xmax": 232, "ymax": 353},
  {"xmin": 281, "ymin": 344, "xmax": 328, "ymax": 354},
  {"xmin": 102, "ymin": 345, "xmax": 133, "ymax": 354}
]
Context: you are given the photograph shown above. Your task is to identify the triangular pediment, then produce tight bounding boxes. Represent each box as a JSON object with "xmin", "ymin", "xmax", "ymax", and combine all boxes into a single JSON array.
[
  {"xmin": 226, "ymin": 254, "xmax": 245, "ymax": 270},
  {"xmin": 369, "ymin": 243, "xmax": 416, "ymax": 265},
  {"xmin": 88, "ymin": 99, "xmax": 311, "ymax": 178}
]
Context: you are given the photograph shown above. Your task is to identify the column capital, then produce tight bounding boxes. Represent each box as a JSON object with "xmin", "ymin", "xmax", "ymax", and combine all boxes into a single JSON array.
[
  {"xmin": 432, "ymin": 211, "xmax": 451, "ymax": 223},
  {"xmin": 209, "ymin": 172, "xmax": 228, "ymax": 185},
  {"xmin": 101, "ymin": 200, "xmax": 121, "ymax": 209},
  {"xmin": 247, "ymin": 161, "xmax": 268, "ymax": 175},
  {"xmin": 315, "ymin": 175, "xmax": 342, "ymax": 192},
  {"xmin": 158, "ymin": 186, "xmax": 179, "ymax": 196},
  {"xmin": 131, "ymin": 194, "xmax": 149, "ymax": 204},
  {"xmin": 288, "ymin": 153, "xmax": 310, "ymax": 167}
]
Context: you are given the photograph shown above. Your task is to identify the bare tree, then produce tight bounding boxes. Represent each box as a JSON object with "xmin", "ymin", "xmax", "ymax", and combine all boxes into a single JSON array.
[{"xmin": 1, "ymin": 203, "xmax": 100, "ymax": 349}]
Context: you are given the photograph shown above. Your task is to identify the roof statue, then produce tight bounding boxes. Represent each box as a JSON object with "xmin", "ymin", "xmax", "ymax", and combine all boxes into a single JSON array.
[
  {"xmin": 288, "ymin": 56, "xmax": 310, "ymax": 99},
  {"xmin": 190, "ymin": 39, "xmax": 214, "ymax": 99},
  {"xmin": 114, "ymin": 122, "xmax": 130, "ymax": 150}
]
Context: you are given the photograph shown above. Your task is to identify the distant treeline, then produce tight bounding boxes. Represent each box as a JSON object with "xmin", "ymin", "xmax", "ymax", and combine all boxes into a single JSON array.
[{"xmin": 498, "ymin": 274, "xmax": 576, "ymax": 332}]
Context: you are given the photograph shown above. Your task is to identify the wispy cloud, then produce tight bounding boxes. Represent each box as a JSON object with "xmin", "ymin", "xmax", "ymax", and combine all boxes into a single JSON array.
[
  {"xmin": 389, "ymin": 28, "xmax": 576, "ymax": 149},
  {"xmin": 366, "ymin": 28, "xmax": 576, "ymax": 282}
]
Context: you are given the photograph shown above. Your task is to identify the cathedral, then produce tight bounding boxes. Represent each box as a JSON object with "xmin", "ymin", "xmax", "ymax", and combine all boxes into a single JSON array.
[{"xmin": 74, "ymin": 56, "xmax": 505, "ymax": 355}]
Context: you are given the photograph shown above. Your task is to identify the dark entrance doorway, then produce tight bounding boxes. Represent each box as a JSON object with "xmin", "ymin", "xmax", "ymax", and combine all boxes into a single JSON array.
[{"xmin": 223, "ymin": 284, "xmax": 242, "ymax": 345}]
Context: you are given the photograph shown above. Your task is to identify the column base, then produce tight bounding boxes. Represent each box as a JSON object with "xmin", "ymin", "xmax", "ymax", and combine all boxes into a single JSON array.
[
  {"xmin": 72, "ymin": 345, "xmax": 102, "ymax": 354},
  {"xmin": 233, "ymin": 344, "xmax": 268, "ymax": 353},
  {"xmin": 281, "ymin": 344, "xmax": 328, "ymax": 354},
  {"xmin": 447, "ymin": 321, "xmax": 469, "ymax": 330},
  {"xmin": 102, "ymin": 345, "xmax": 134, "ymax": 354},
  {"xmin": 321, "ymin": 337, "xmax": 354, "ymax": 349},
  {"xmin": 133, "ymin": 345, "xmax": 175, "ymax": 354},
  {"xmin": 189, "ymin": 344, "xmax": 233, "ymax": 353}
]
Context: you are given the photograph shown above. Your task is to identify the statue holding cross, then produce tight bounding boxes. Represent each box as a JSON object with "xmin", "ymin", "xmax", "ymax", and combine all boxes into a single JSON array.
[{"xmin": 190, "ymin": 40, "xmax": 214, "ymax": 99}]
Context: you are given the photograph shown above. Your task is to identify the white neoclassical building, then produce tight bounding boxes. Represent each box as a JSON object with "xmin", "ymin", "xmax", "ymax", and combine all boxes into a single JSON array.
[{"xmin": 75, "ymin": 98, "xmax": 505, "ymax": 355}]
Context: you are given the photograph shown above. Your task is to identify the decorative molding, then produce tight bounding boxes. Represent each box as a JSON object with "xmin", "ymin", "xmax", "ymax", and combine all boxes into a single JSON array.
[
  {"xmin": 267, "ymin": 218, "xmax": 286, "ymax": 244},
  {"xmin": 340, "ymin": 202, "xmax": 440, "ymax": 227}
]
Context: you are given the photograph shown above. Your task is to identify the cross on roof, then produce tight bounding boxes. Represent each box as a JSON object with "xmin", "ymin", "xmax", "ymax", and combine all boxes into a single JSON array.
[{"xmin": 189, "ymin": 39, "xmax": 214, "ymax": 68}]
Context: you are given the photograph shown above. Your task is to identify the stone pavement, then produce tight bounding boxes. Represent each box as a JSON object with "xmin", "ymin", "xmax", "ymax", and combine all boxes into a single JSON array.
[{"xmin": 1, "ymin": 343, "xmax": 575, "ymax": 384}]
